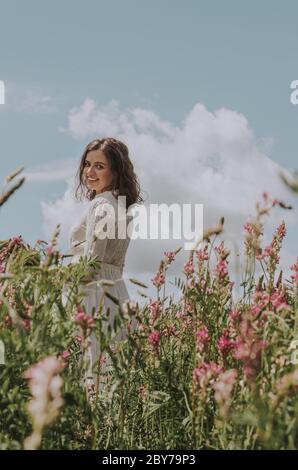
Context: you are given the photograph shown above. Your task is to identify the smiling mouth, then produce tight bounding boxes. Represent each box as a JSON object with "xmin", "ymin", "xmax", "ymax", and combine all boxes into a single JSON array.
[{"xmin": 86, "ymin": 177, "xmax": 99, "ymax": 182}]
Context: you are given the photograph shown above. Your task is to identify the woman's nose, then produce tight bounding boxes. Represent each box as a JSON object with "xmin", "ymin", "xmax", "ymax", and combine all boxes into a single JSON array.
[{"xmin": 87, "ymin": 166, "xmax": 96, "ymax": 176}]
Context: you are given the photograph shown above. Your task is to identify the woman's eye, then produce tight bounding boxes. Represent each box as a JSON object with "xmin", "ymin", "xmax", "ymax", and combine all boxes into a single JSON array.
[{"xmin": 84, "ymin": 162, "xmax": 103, "ymax": 169}]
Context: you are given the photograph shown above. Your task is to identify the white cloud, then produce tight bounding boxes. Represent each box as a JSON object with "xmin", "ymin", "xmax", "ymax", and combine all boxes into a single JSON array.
[
  {"xmin": 40, "ymin": 178, "xmax": 89, "ymax": 249},
  {"xmin": 40, "ymin": 98, "xmax": 297, "ymax": 298},
  {"xmin": 24, "ymin": 158, "xmax": 75, "ymax": 182},
  {"xmin": 3, "ymin": 82, "xmax": 58, "ymax": 113}
]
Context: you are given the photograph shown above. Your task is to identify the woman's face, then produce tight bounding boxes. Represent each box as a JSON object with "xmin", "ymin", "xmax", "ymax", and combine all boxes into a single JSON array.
[{"xmin": 83, "ymin": 149, "xmax": 114, "ymax": 195}]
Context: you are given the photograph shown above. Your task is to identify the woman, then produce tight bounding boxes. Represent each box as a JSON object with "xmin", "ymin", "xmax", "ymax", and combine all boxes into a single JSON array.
[{"xmin": 67, "ymin": 137, "xmax": 143, "ymax": 388}]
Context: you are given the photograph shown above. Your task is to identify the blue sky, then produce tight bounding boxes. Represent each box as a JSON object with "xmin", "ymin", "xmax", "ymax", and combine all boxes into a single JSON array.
[{"xmin": 0, "ymin": 0, "xmax": 297, "ymax": 296}]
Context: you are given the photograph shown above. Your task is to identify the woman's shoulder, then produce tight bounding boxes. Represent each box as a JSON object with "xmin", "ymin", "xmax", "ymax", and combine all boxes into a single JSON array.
[
  {"xmin": 88, "ymin": 192, "xmax": 133, "ymax": 226},
  {"xmin": 88, "ymin": 191, "xmax": 119, "ymax": 218},
  {"xmin": 93, "ymin": 190, "xmax": 117, "ymax": 204}
]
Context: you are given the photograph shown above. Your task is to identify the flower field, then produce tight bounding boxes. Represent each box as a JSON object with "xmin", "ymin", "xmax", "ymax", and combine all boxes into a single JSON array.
[{"xmin": 0, "ymin": 183, "xmax": 297, "ymax": 450}]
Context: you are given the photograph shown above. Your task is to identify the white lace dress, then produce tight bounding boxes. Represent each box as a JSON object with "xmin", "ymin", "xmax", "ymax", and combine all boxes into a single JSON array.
[{"xmin": 65, "ymin": 190, "xmax": 133, "ymax": 382}]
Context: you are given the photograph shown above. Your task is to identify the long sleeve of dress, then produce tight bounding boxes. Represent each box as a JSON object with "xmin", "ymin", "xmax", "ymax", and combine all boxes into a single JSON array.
[{"xmin": 83, "ymin": 197, "xmax": 114, "ymax": 261}]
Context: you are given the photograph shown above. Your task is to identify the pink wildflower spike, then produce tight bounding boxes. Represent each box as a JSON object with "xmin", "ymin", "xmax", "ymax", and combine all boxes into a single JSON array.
[
  {"xmin": 193, "ymin": 362, "xmax": 222, "ymax": 388},
  {"xmin": 11, "ymin": 235, "xmax": 23, "ymax": 246},
  {"xmin": 195, "ymin": 325, "xmax": 210, "ymax": 352},
  {"xmin": 183, "ymin": 258, "xmax": 194, "ymax": 276},
  {"xmin": 164, "ymin": 251, "xmax": 176, "ymax": 264},
  {"xmin": 196, "ymin": 247, "xmax": 209, "ymax": 262},
  {"xmin": 213, "ymin": 369, "xmax": 237, "ymax": 417},
  {"xmin": 270, "ymin": 289, "xmax": 289, "ymax": 311},
  {"xmin": 23, "ymin": 356, "xmax": 64, "ymax": 450},
  {"xmin": 61, "ymin": 350, "xmax": 71, "ymax": 360},
  {"xmin": 213, "ymin": 259, "xmax": 228, "ymax": 278},
  {"xmin": 74, "ymin": 306, "xmax": 95, "ymax": 335},
  {"xmin": 149, "ymin": 299, "xmax": 162, "ymax": 322},
  {"xmin": 217, "ymin": 329, "xmax": 235, "ymax": 357},
  {"xmin": 151, "ymin": 270, "xmax": 165, "ymax": 289},
  {"xmin": 45, "ymin": 246, "xmax": 54, "ymax": 256},
  {"xmin": 243, "ymin": 222, "xmax": 254, "ymax": 234},
  {"xmin": 290, "ymin": 258, "xmax": 298, "ymax": 287},
  {"xmin": 233, "ymin": 318, "xmax": 267, "ymax": 381},
  {"xmin": 22, "ymin": 319, "xmax": 32, "ymax": 331},
  {"xmin": 148, "ymin": 330, "xmax": 161, "ymax": 348}
]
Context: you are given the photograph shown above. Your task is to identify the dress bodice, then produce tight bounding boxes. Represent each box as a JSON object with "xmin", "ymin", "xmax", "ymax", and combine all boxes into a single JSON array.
[{"xmin": 68, "ymin": 191, "xmax": 133, "ymax": 273}]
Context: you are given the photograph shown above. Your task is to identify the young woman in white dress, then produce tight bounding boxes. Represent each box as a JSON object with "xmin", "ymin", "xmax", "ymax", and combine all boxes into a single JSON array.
[{"xmin": 68, "ymin": 137, "xmax": 143, "ymax": 387}]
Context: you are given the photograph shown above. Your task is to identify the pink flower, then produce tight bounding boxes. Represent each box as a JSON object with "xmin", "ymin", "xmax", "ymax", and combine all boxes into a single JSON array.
[
  {"xmin": 233, "ymin": 319, "xmax": 267, "ymax": 380},
  {"xmin": 183, "ymin": 258, "xmax": 194, "ymax": 276},
  {"xmin": 163, "ymin": 325, "xmax": 177, "ymax": 337},
  {"xmin": 243, "ymin": 222, "xmax": 254, "ymax": 234},
  {"xmin": 270, "ymin": 290, "xmax": 289, "ymax": 311},
  {"xmin": 217, "ymin": 330, "xmax": 235, "ymax": 357},
  {"xmin": 195, "ymin": 325, "xmax": 210, "ymax": 352},
  {"xmin": 164, "ymin": 251, "xmax": 176, "ymax": 264},
  {"xmin": 276, "ymin": 222, "xmax": 286, "ymax": 238},
  {"xmin": 148, "ymin": 330, "xmax": 161, "ymax": 348},
  {"xmin": 23, "ymin": 356, "xmax": 64, "ymax": 450},
  {"xmin": 184, "ymin": 298, "xmax": 194, "ymax": 314},
  {"xmin": 229, "ymin": 309, "xmax": 241, "ymax": 323},
  {"xmin": 193, "ymin": 362, "xmax": 222, "ymax": 388},
  {"xmin": 196, "ymin": 247, "xmax": 209, "ymax": 262},
  {"xmin": 213, "ymin": 369, "xmax": 237, "ymax": 417},
  {"xmin": 74, "ymin": 335, "xmax": 82, "ymax": 345},
  {"xmin": 11, "ymin": 236, "xmax": 23, "ymax": 246},
  {"xmin": 74, "ymin": 306, "xmax": 95, "ymax": 335},
  {"xmin": 149, "ymin": 299, "xmax": 162, "ymax": 322},
  {"xmin": 22, "ymin": 319, "xmax": 32, "ymax": 331},
  {"xmin": 151, "ymin": 270, "xmax": 165, "ymax": 289},
  {"xmin": 291, "ymin": 258, "xmax": 298, "ymax": 287},
  {"xmin": 75, "ymin": 311, "xmax": 85, "ymax": 323},
  {"xmin": 213, "ymin": 259, "xmax": 228, "ymax": 279},
  {"xmin": 24, "ymin": 356, "xmax": 64, "ymax": 381},
  {"xmin": 3, "ymin": 314, "xmax": 12, "ymax": 327},
  {"xmin": 252, "ymin": 287, "xmax": 289, "ymax": 313},
  {"xmin": 61, "ymin": 350, "xmax": 71, "ymax": 360},
  {"xmin": 187, "ymin": 278, "xmax": 196, "ymax": 289},
  {"xmin": 214, "ymin": 241, "xmax": 228, "ymax": 258},
  {"xmin": 176, "ymin": 310, "xmax": 187, "ymax": 319},
  {"xmin": 176, "ymin": 311, "xmax": 192, "ymax": 333},
  {"xmin": 250, "ymin": 304, "xmax": 262, "ymax": 316},
  {"xmin": 256, "ymin": 223, "xmax": 286, "ymax": 275},
  {"xmin": 45, "ymin": 246, "xmax": 54, "ymax": 256},
  {"xmin": 213, "ymin": 369, "xmax": 237, "ymax": 402},
  {"xmin": 243, "ymin": 220, "xmax": 264, "ymax": 257},
  {"xmin": 291, "ymin": 271, "xmax": 298, "ymax": 286},
  {"xmin": 0, "ymin": 263, "xmax": 5, "ymax": 273}
]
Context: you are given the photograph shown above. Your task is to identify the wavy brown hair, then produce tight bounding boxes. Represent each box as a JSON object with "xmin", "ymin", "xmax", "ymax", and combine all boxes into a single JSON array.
[{"xmin": 75, "ymin": 137, "xmax": 144, "ymax": 209}]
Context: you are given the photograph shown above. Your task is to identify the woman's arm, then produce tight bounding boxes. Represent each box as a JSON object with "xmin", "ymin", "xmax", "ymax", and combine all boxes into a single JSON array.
[{"xmin": 84, "ymin": 197, "xmax": 116, "ymax": 261}]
